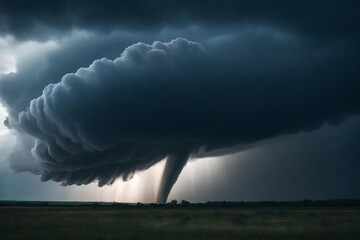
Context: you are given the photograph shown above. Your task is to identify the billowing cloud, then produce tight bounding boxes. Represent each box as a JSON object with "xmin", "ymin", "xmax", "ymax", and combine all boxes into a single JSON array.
[{"xmin": 4, "ymin": 36, "xmax": 360, "ymax": 202}]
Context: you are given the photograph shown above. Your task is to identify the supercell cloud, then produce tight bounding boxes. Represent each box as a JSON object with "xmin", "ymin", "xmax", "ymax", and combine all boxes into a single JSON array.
[
  {"xmin": 0, "ymin": 1, "xmax": 360, "ymax": 202},
  {"xmin": 6, "ymin": 36, "xmax": 360, "ymax": 202}
]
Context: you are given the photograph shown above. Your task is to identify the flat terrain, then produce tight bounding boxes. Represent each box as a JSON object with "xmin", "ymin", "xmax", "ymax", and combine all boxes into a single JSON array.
[{"xmin": 1, "ymin": 206, "xmax": 360, "ymax": 240}]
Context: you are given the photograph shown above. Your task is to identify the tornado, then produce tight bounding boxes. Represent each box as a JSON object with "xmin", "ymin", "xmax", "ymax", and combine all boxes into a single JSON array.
[{"xmin": 156, "ymin": 153, "xmax": 189, "ymax": 204}]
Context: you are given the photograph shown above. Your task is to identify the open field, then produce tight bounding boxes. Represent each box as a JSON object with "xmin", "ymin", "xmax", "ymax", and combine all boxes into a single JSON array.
[{"xmin": 1, "ymin": 206, "xmax": 360, "ymax": 240}]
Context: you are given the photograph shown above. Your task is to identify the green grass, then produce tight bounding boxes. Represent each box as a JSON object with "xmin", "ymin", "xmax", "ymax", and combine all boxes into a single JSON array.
[{"xmin": 1, "ymin": 207, "xmax": 360, "ymax": 240}]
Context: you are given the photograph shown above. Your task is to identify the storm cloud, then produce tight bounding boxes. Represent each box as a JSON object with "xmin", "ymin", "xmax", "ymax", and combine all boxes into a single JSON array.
[
  {"xmin": 1, "ymin": 1, "xmax": 360, "ymax": 40},
  {"xmin": 4, "ymin": 35, "xmax": 359, "ymax": 202},
  {"xmin": 1, "ymin": 1, "xmax": 360, "ymax": 203}
]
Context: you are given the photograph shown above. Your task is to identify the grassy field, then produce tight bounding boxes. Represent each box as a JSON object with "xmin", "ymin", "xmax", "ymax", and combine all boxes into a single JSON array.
[{"xmin": 1, "ymin": 206, "xmax": 360, "ymax": 240}]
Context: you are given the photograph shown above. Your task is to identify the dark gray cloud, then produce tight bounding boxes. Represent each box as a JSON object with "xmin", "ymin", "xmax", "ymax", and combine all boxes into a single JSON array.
[
  {"xmin": 1, "ymin": 1, "xmax": 359, "ymax": 40},
  {"xmin": 1, "ymin": 30, "xmax": 206, "ymax": 186},
  {"xmin": 3, "ymin": 34, "xmax": 359, "ymax": 202},
  {"xmin": 10, "ymin": 39, "xmax": 205, "ymax": 187}
]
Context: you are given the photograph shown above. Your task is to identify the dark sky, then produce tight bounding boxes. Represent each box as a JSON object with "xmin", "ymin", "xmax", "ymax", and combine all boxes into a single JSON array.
[{"xmin": 0, "ymin": 0, "xmax": 359, "ymax": 202}]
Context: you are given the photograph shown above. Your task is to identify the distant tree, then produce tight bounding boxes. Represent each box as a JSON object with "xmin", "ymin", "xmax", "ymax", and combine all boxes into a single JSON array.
[
  {"xmin": 181, "ymin": 200, "xmax": 190, "ymax": 206},
  {"xmin": 169, "ymin": 199, "xmax": 177, "ymax": 205}
]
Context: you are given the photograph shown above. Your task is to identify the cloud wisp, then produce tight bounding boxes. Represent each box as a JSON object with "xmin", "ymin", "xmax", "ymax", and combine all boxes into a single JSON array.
[{"xmin": 1, "ymin": 1, "xmax": 359, "ymax": 41}]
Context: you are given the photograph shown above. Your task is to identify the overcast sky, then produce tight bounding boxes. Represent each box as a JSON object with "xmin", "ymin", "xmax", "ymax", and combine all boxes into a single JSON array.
[{"xmin": 0, "ymin": 0, "xmax": 359, "ymax": 203}]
